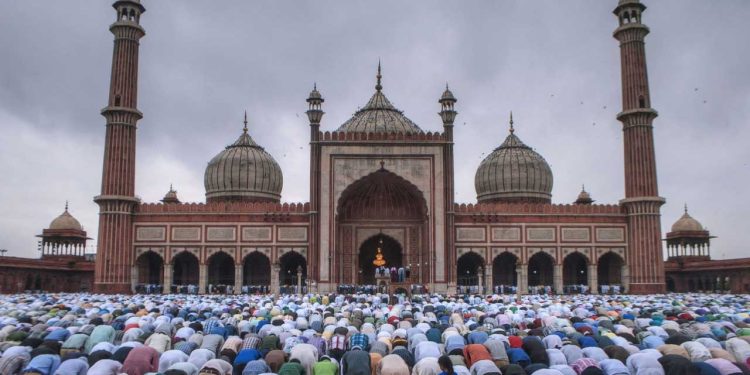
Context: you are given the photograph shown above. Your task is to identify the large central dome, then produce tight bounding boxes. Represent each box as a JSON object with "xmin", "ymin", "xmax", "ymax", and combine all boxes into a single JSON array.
[
  {"xmin": 336, "ymin": 64, "xmax": 422, "ymax": 134},
  {"xmin": 475, "ymin": 116, "xmax": 553, "ymax": 204},
  {"xmin": 204, "ymin": 116, "xmax": 283, "ymax": 203}
]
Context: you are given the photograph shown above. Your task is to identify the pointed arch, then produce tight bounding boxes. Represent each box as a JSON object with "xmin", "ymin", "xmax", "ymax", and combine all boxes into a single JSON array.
[
  {"xmin": 337, "ymin": 168, "xmax": 428, "ymax": 221},
  {"xmin": 135, "ymin": 250, "xmax": 164, "ymax": 286},
  {"xmin": 563, "ymin": 251, "xmax": 588, "ymax": 287},
  {"xmin": 492, "ymin": 252, "xmax": 518, "ymax": 288},
  {"xmin": 243, "ymin": 251, "xmax": 270, "ymax": 287},
  {"xmin": 172, "ymin": 251, "xmax": 199, "ymax": 286},
  {"xmin": 528, "ymin": 252, "xmax": 554, "ymax": 287},
  {"xmin": 457, "ymin": 252, "xmax": 484, "ymax": 287}
]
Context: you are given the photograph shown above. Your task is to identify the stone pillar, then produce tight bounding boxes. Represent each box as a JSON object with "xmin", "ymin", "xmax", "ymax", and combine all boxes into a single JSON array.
[
  {"xmin": 271, "ymin": 263, "xmax": 281, "ymax": 295},
  {"xmin": 296, "ymin": 266, "xmax": 303, "ymax": 295},
  {"xmin": 162, "ymin": 264, "xmax": 172, "ymax": 294},
  {"xmin": 621, "ymin": 264, "xmax": 630, "ymax": 293},
  {"xmin": 588, "ymin": 264, "xmax": 598, "ymax": 294},
  {"xmin": 477, "ymin": 266, "xmax": 484, "ymax": 295},
  {"xmin": 130, "ymin": 266, "xmax": 138, "ymax": 294},
  {"xmin": 553, "ymin": 264, "xmax": 563, "ymax": 294},
  {"xmin": 484, "ymin": 265, "xmax": 493, "ymax": 295},
  {"xmin": 516, "ymin": 264, "xmax": 527, "ymax": 295},
  {"xmin": 198, "ymin": 264, "xmax": 207, "ymax": 294},
  {"xmin": 234, "ymin": 264, "xmax": 243, "ymax": 295}
]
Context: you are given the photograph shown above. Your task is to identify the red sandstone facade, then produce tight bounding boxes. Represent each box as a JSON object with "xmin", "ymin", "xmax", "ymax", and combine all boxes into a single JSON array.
[{"xmin": 58, "ymin": 0, "xmax": 741, "ymax": 295}]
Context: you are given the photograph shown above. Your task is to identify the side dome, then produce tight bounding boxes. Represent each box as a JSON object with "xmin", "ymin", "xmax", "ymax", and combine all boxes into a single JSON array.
[
  {"xmin": 475, "ymin": 116, "xmax": 553, "ymax": 204},
  {"xmin": 49, "ymin": 203, "xmax": 83, "ymax": 231},
  {"xmin": 336, "ymin": 64, "xmax": 422, "ymax": 134},
  {"xmin": 204, "ymin": 117, "xmax": 283, "ymax": 203},
  {"xmin": 671, "ymin": 205, "xmax": 704, "ymax": 232}
]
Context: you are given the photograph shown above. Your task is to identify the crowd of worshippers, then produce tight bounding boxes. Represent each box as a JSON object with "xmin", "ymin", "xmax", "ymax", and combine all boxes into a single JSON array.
[
  {"xmin": 0, "ymin": 292, "xmax": 750, "ymax": 375},
  {"xmin": 374, "ymin": 267, "xmax": 411, "ymax": 282}
]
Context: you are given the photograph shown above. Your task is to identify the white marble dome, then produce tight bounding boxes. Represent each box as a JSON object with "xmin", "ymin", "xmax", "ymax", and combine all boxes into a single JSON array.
[
  {"xmin": 475, "ymin": 125, "xmax": 553, "ymax": 204},
  {"xmin": 204, "ymin": 126, "xmax": 283, "ymax": 203}
]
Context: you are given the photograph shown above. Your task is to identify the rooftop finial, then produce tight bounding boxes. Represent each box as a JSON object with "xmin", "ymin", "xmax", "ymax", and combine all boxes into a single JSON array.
[
  {"xmin": 509, "ymin": 111, "xmax": 515, "ymax": 134},
  {"xmin": 684, "ymin": 203, "xmax": 688, "ymax": 214},
  {"xmin": 314, "ymin": 82, "xmax": 317, "ymax": 90},
  {"xmin": 375, "ymin": 60, "xmax": 383, "ymax": 92},
  {"xmin": 65, "ymin": 200, "xmax": 69, "ymax": 211},
  {"xmin": 243, "ymin": 110, "xmax": 248, "ymax": 134},
  {"xmin": 170, "ymin": 183, "xmax": 174, "ymax": 192},
  {"xmin": 582, "ymin": 184, "xmax": 586, "ymax": 192}
]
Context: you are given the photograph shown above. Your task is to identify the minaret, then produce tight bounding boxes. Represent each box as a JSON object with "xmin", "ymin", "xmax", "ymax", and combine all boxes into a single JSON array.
[
  {"xmin": 306, "ymin": 83, "xmax": 324, "ymax": 286},
  {"xmin": 613, "ymin": 0, "xmax": 665, "ymax": 293},
  {"xmin": 439, "ymin": 85, "xmax": 457, "ymax": 290},
  {"xmin": 93, "ymin": 0, "xmax": 146, "ymax": 293}
]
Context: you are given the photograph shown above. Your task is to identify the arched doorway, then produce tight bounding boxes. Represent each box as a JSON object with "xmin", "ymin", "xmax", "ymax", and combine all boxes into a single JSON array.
[
  {"xmin": 173, "ymin": 252, "xmax": 199, "ymax": 290},
  {"xmin": 207, "ymin": 252, "xmax": 234, "ymax": 293},
  {"xmin": 563, "ymin": 252, "xmax": 588, "ymax": 293},
  {"xmin": 492, "ymin": 252, "xmax": 517, "ymax": 293},
  {"xmin": 279, "ymin": 251, "xmax": 306, "ymax": 292},
  {"xmin": 358, "ymin": 234, "xmax": 402, "ymax": 285},
  {"xmin": 243, "ymin": 252, "xmax": 271, "ymax": 293},
  {"xmin": 336, "ymin": 168, "xmax": 428, "ymax": 285},
  {"xmin": 528, "ymin": 252, "xmax": 554, "ymax": 291},
  {"xmin": 666, "ymin": 276, "xmax": 676, "ymax": 292},
  {"xmin": 136, "ymin": 251, "xmax": 163, "ymax": 293},
  {"xmin": 597, "ymin": 252, "xmax": 624, "ymax": 292},
  {"xmin": 457, "ymin": 252, "xmax": 484, "ymax": 293}
]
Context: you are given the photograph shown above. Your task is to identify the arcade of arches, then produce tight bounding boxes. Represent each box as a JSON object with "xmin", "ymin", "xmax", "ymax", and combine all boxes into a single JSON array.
[
  {"xmin": 455, "ymin": 250, "xmax": 628, "ymax": 294},
  {"xmin": 335, "ymin": 169, "xmax": 428, "ymax": 285},
  {"xmin": 131, "ymin": 249, "xmax": 306, "ymax": 294}
]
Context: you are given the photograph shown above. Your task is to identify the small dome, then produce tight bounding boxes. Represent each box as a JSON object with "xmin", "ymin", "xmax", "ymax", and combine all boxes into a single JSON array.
[
  {"xmin": 307, "ymin": 84, "xmax": 323, "ymax": 101},
  {"xmin": 475, "ymin": 116, "xmax": 553, "ymax": 204},
  {"xmin": 49, "ymin": 203, "xmax": 83, "ymax": 231},
  {"xmin": 671, "ymin": 205, "xmax": 704, "ymax": 232},
  {"xmin": 204, "ymin": 119, "xmax": 283, "ymax": 203},
  {"xmin": 336, "ymin": 64, "xmax": 422, "ymax": 134},
  {"xmin": 575, "ymin": 185, "xmax": 594, "ymax": 205},
  {"xmin": 440, "ymin": 85, "xmax": 456, "ymax": 102},
  {"xmin": 161, "ymin": 185, "xmax": 180, "ymax": 204}
]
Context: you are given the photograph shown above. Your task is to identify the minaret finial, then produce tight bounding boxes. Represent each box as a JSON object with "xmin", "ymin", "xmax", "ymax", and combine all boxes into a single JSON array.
[
  {"xmin": 375, "ymin": 60, "xmax": 383, "ymax": 92},
  {"xmin": 170, "ymin": 183, "xmax": 174, "ymax": 192},
  {"xmin": 684, "ymin": 203, "xmax": 688, "ymax": 214},
  {"xmin": 243, "ymin": 110, "xmax": 248, "ymax": 133},
  {"xmin": 509, "ymin": 111, "xmax": 515, "ymax": 134},
  {"xmin": 65, "ymin": 200, "xmax": 69, "ymax": 211},
  {"xmin": 582, "ymin": 184, "xmax": 586, "ymax": 192},
  {"xmin": 313, "ymin": 82, "xmax": 317, "ymax": 90}
]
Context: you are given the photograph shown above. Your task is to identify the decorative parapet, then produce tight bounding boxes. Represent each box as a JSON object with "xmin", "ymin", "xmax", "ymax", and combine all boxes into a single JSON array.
[
  {"xmin": 453, "ymin": 202, "xmax": 624, "ymax": 215},
  {"xmin": 138, "ymin": 201, "xmax": 311, "ymax": 214},
  {"xmin": 319, "ymin": 130, "xmax": 447, "ymax": 142}
]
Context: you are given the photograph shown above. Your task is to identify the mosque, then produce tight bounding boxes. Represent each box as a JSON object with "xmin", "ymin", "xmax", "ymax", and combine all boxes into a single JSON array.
[{"xmin": 3, "ymin": 0, "xmax": 749, "ymax": 295}]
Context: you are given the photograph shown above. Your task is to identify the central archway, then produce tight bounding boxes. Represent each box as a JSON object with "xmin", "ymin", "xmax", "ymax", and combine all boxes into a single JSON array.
[
  {"xmin": 335, "ymin": 168, "xmax": 428, "ymax": 285},
  {"xmin": 358, "ymin": 234, "xmax": 402, "ymax": 285}
]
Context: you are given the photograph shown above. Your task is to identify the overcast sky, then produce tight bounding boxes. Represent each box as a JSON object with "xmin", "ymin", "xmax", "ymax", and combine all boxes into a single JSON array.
[{"xmin": 0, "ymin": 1, "xmax": 748, "ymax": 260}]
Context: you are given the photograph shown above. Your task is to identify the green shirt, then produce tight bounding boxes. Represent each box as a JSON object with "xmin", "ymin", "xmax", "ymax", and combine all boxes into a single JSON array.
[{"xmin": 313, "ymin": 360, "xmax": 339, "ymax": 375}]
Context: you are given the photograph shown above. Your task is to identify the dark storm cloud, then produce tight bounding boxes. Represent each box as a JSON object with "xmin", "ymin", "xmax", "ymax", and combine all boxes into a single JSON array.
[{"xmin": 0, "ymin": 1, "xmax": 748, "ymax": 258}]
